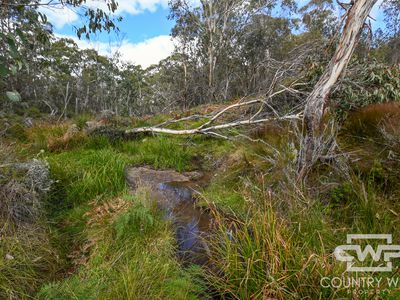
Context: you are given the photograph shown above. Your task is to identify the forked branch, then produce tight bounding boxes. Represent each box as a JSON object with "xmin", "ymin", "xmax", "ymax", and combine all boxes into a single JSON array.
[{"xmin": 125, "ymin": 84, "xmax": 303, "ymax": 138}]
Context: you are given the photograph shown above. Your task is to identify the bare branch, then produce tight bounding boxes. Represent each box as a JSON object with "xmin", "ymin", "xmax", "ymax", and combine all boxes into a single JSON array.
[{"xmin": 125, "ymin": 113, "xmax": 302, "ymax": 137}]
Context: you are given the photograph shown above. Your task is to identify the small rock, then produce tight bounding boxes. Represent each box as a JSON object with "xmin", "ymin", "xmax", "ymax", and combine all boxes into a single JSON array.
[
  {"xmin": 5, "ymin": 254, "xmax": 14, "ymax": 260},
  {"xmin": 84, "ymin": 121, "xmax": 104, "ymax": 133},
  {"xmin": 182, "ymin": 171, "xmax": 203, "ymax": 180}
]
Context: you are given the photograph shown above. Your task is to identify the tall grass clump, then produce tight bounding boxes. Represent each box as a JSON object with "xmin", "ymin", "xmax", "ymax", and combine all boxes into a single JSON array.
[
  {"xmin": 38, "ymin": 192, "xmax": 208, "ymax": 300},
  {"xmin": 26, "ymin": 122, "xmax": 70, "ymax": 151},
  {"xmin": 47, "ymin": 148, "xmax": 130, "ymax": 207},
  {"xmin": 0, "ymin": 224, "xmax": 60, "ymax": 300},
  {"xmin": 205, "ymin": 184, "xmax": 341, "ymax": 299},
  {"xmin": 119, "ymin": 136, "xmax": 192, "ymax": 171}
]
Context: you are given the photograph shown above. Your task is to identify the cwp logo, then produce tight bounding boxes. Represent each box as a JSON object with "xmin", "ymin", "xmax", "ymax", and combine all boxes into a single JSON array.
[{"xmin": 334, "ymin": 234, "xmax": 400, "ymax": 272}]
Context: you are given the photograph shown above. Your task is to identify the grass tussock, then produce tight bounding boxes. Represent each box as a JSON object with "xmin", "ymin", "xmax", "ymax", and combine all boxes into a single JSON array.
[
  {"xmin": 47, "ymin": 148, "xmax": 129, "ymax": 207},
  {"xmin": 0, "ymin": 223, "xmax": 60, "ymax": 300},
  {"xmin": 39, "ymin": 192, "xmax": 208, "ymax": 300},
  {"xmin": 0, "ymin": 148, "xmax": 60, "ymax": 299},
  {"xmin": 202, "ymin": 120, "xmax": 400, "ymax": 299},
  {"xmin": 118, "ymin": 136, "xmax": 192, "ymax": 171}
]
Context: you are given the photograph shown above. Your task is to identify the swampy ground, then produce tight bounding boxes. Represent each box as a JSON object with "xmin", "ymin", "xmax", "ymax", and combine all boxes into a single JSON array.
[{"xmin": 2, "ymin": 104, "xmax": 400, "ymax": 299}]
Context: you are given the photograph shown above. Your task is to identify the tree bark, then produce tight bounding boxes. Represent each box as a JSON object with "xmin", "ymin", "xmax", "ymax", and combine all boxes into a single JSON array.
[{"xmin": 297, "ymin": 0, "xmax": 378, "ymax": 180}]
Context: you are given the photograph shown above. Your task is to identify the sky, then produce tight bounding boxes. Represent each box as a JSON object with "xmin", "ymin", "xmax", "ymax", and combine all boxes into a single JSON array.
[
  {"xmin": 40, "ymin": 0, "xmax": 176, "ymax": 68},
  {"xmin": 40, "ymin": 0, "xmax": 386, "ymax": 69}
]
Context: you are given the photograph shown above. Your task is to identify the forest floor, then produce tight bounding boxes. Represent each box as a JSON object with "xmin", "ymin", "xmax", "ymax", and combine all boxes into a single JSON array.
[{"xmin": 1, "ymin": 103, "xmax": 400, "ymax": 299}]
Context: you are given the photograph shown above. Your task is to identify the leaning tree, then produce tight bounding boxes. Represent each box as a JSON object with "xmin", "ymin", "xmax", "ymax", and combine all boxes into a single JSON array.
[{"xmin": 297, "ymin": 0, "xmax": 378, "ymax": 180}]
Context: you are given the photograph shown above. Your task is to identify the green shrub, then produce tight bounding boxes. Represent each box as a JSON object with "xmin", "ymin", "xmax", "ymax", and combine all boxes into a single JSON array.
[
  {"xmin": 333, "ymin": 61, "xmax": 400, "ymax": 120},
  {"xmin": 7, "ymin": 123, "xmax": 28, "ymax": 141}
]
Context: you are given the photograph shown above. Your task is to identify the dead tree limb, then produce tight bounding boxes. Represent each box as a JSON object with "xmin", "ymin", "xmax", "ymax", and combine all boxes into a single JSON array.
[
  {"xmin": 123, "ymin": 81, "xmax": 304, "ymax": 138},
  {"xmin": 125, "ymin": 112, "xmax": 302, "ymax": 138},
  {"xmin": 297, "ymin": 0, "xmax": 378, "ymax": 180}
]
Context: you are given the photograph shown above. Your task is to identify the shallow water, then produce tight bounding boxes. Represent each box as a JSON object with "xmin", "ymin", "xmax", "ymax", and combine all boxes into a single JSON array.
[{"xmin": 158, "ymin": 182, "xmax": 212, "ymax": 265}]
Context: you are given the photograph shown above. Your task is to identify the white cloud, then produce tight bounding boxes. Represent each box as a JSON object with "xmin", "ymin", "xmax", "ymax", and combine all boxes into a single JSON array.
[
  {"xmin": 113, "ymin": 0, "xmax": 169, "ymax": 14},
  {"xmin": 55, "ymin": 34, "xmax": 174, "ymax": 68},
  {"xmin": 39, "ymin": 5, "xmax": 79, "ymax": 29},
  {"xmin": 40, "ymin": 0, "xmax": 169, "ymax": 29},
  {"xmin": 116, "ymin": 35, "xmax": 174, "ymax": 68}
]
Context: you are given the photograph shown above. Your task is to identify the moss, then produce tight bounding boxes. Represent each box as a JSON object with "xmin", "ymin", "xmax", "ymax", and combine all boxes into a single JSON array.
[{"xmin": 329, "ymin": 182, "xmax": 355, "ymax": 205}]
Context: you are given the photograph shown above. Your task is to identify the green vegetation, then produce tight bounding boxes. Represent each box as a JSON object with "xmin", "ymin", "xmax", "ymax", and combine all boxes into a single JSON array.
[
  {"xmin": 2, "ymin": 0, "xmax": 400, "ymax": 297},
  {"xmin": 39, "ymin": 193, "xmax": 207, "ymax": 300},
  {"xmin": 118, "ymin": 137, "xmax": 192, "ymax": 171},
  {"xmin": 203, "ymin": 137, "xmax": 400, "ymax": 299},
  {"xmin": 0, "ymin": 224, "xmax": 60, "ymax": 300},
  {"xmin": 1, "ymin": 108, "xmax": 400, "ymax": 299},
  {"xmin": 1, "ymin": 119, "xmax": 219, "ymax": 299},
  {"xmin": 48, "ymin": 148, "xmax": 129, "ymax": 206}
]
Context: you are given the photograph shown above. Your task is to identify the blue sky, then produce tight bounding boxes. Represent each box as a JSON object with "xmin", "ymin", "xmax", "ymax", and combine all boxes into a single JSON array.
[
  {"xmin": 55, "ymin": 5, "xmax": 174, "ymax": 44},
  {"xmin": 40, "ymin": 0, "xmax": 385, "ymax": 68},
  {"xmin": 40, "ymin": 0, "xmax": 178, "ymax": 67}
]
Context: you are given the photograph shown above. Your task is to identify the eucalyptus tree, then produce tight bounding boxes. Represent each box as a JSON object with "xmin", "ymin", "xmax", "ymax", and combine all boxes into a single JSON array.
[
  {"xmin": 0, "ymin": 0, "xmax": 120, "ymax": 110},
  {"xmin": 168, "ymin": 0, "xmax": 298, "ymax": 105},
  {"xmin": 297, "ymin": 0, "xmax": 379, "ymax": 179},
  {"xmin": 381, "ymin": 0, "xmax": 400, "ymax": 64}
]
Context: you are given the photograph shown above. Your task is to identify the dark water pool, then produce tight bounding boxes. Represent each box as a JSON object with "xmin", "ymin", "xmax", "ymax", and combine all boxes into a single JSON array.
[{"xmin": 158, "ymin": 182, "xmax": 212, "ymax": 265}]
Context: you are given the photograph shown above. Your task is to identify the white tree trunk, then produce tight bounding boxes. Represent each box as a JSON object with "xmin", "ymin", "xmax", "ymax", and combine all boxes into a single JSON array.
[{"xmin": 298, "ymin": 0, "xmax": 378, "ymax": 179}]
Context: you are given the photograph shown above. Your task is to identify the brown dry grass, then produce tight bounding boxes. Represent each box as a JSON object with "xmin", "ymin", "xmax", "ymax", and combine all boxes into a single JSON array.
[
  {"xmin": 344, "ymin": 101, "xmax": 400, "ymax": 136},
  {"xmin": 66, "ymin": 196, "xmax": 133, "ymax": 271}
]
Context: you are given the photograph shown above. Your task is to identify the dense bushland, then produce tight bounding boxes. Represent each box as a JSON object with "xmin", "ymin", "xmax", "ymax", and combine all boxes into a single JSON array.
[{"xmin": 1, "ymin": 0, "xmax": 400, "ymax": 299}]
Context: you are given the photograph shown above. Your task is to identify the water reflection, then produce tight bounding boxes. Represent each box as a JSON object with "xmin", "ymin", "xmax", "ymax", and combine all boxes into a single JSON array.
[{"xmin": 158, "ymin": 182, "xmax": 211, "ymax": 264}]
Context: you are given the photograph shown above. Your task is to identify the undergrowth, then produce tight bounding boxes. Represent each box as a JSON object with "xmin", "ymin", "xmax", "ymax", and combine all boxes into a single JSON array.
[
  {"xmin": 201, "ymin": 118, "xmax": 400, "ymax": 299},
  {"xmin": 2, "ymin": 109, "xmax": 400, "ymax": 299},
  {"xmin": 39, "ymin": 192, "xmax": 208, "ymax": 300}
]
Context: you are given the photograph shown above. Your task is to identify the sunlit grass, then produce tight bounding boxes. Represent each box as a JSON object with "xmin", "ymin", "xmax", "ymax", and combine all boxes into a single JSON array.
[{"xmin": 47, "ymin": 148, "xmax": 129, "ymax": 207}]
